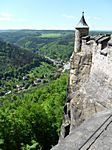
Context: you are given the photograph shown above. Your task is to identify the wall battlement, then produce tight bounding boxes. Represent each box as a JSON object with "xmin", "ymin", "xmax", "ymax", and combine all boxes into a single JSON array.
[{"xmin": 81, "ymin": 34, "xmax": 112, "ymax": 54}]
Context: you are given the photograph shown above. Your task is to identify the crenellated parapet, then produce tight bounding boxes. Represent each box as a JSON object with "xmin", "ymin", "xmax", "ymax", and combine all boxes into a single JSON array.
[{"xmin": 81, "ymin": 34, "xmax": 112, "ymax": 54}]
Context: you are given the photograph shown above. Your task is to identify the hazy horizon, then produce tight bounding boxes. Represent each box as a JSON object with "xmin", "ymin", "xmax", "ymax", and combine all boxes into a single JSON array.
[{"xmin": 0, "ymin": 29, "xmax": 112, "ymax": 32}]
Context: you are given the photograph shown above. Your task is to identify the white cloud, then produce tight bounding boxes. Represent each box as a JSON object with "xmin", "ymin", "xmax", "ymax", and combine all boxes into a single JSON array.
[
  {"xmin": 0, "ymin": 12, "xmax": 29, "ymax": 22},
  {"xmin": 0, "ymin": 12, "xmax": 13, "ymax": 17},
  {"xmin": 93, "ymin": 17, "xmax": 102, "ymax": 20},
  {"xmin": 62, "ymin": 14, "xmax": 75, "ymax": 19},
  {"xmin": 92, "ymin": 24, "xmax": 112, "ymax": 31},
  {"xmin": 0, "ymin": 17, "xmax": 12, "ymax": 21},
  {"xmin": 0, "ymin": 17, "xmax": 13, "ymax": 21},
  {"xmin": 87, "ymin": 16, "xmax": 102, "ymax": 21},
  {"xmin": 0, "ymin": 12, "xmax": 13, "ymax": 21}
]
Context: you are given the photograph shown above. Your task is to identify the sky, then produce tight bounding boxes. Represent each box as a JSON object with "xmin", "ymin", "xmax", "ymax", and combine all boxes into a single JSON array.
[{"xmin": 0, "ymin": 0, "xmax": 112, "ymax": 30}]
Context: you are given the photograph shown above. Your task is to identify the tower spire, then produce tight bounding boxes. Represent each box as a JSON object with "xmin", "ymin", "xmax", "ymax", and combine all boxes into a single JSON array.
[
  {"xmin": 82, "ymin": 11, "xmax": 84, "ymax": 17},
  {"xmin": 76, "ymin": 12, "xmax": 88, "ymax": 28}
]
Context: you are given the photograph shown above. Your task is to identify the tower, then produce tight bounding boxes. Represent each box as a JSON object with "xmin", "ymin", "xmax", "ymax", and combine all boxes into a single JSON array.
[{"xmin": 74, "ymin": 12, "xmax": 89, "ymax": 52}]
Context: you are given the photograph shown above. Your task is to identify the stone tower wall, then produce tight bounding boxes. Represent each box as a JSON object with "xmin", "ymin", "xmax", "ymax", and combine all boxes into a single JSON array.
[{"xmin": 75, "ymin": 28, "xmax": 89, "ymax": 52}]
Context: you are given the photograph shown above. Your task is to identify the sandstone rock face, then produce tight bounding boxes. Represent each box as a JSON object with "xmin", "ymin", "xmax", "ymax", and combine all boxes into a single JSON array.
[
  {"xmin": 59, "ymin": 51, "xmax": 92, "ymax": 140},
  {"xmin": 69, "ymin": 51, "xmax": 93, "ymax": 131},
  {"xmin": 51, "ymin": 110, "xmax": 112, "ymax": 150}
]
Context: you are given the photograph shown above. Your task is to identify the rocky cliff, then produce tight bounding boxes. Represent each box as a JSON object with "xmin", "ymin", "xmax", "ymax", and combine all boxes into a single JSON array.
[
  {"xmin": 52, "ymin": 109, "xmax": 112, "ymax": 150},
  {"xmin": 51, "ymin": 35, "xmax": 112, "ymax": 150}
]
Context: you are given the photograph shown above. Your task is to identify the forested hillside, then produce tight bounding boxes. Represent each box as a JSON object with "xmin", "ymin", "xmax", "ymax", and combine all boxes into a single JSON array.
[
  {"xmin": 0, "ymin": 30, "xmax": 74, "ymax": 61},
  {"xmin": 0, "ymin": 39, "xmax": 60, "ymax": 97},
  {"xmin": 0, "ymin": 40, "xmax": 34, "ymax": 73},
  {"xmin": 0, "ymin": 73, "xmax": 68, "ymax": 150},
  {"xmin": 0, "ymin": 31, "xmax": 70, "ymax": 150}
]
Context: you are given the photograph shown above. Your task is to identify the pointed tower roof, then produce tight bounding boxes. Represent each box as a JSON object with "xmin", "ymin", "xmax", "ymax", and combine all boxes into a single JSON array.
[{"xmin": 76, "ymin": 12, "xmax": 89, "ymax": 28}]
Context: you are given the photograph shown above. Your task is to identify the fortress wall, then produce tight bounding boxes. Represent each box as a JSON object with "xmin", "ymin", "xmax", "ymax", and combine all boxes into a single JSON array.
[
  {"xmin": 91, "ymin": 42, "xmax": 112, "ymax": 76},
  {"xmin": 81, "ymin": 39, "xmax": 94, "ymax": 53},
  {"xmin": 58, "ymin": 35, "xmax": 112, "ymax": 142},
  {"xmin": 78, "ymin": 40, "xmax": 112, "ymax": 121},
  {"xmin": 66, "ymin": 37, "xmax": 112, "ymax": 133}
]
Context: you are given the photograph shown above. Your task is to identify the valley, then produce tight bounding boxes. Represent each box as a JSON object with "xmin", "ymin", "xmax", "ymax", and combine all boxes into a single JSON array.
[
  {"xmin": 0, "ymin": 30, "xmax": 72, "ymax": 150},
  {"xmin": 0, "ymin": 30, "xmax": 112, "ymax": 150}
]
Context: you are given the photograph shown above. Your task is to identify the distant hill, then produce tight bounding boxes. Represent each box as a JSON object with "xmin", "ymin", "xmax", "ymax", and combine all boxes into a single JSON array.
[
  {"xmin": 0, "ymin": 40, "xmax": 33, "ymax": 68},
  {"xmin": 0, "ymin": 30, "xmax": 74, "ymax": 61},
  {"xmin": 0, "ymin": 40, "xmax": 53, "ymax": 78}
]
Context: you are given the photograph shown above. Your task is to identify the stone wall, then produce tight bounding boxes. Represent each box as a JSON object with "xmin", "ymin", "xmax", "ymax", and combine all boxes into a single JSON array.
[
  {"xmin": 59, "ymin": 34, "xmax": 112, "ymax": 141},
  {"xmin": 51, "ymin": 30, "xmax": 112, "ymax": 149}
]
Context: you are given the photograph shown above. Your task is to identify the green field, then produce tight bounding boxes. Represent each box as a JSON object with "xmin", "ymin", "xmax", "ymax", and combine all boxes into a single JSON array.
[{"xmin": 40, "ymin": 33, "xmax": 61, "ymax": 38}]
